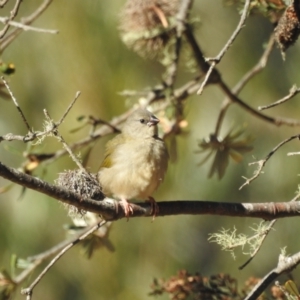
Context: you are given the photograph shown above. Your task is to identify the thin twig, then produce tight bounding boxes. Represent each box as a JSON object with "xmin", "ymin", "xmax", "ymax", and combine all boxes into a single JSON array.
[
  {"xmin": 0, "ymin": 0, "xmax": 53, "ymax": 52},
  {"xmin": 240, "ymin": 134, "xmax": 300, "ymax": 189},
  {"xmin": 1, "ymin": 76, "xmax": 32, "ymax": 133},
  {"xmin": 0, "ymin": 0, "xmax": 9, "ymax": 8},
  {"xmin": 233, "ymin": 35, "xmax": 275, "ymax": 95},
  {"xmin": 197, "ymin": 62, "xmax": 216, "ymax": 95},
  {"xmin": 239, "ymin": 220, "xmax": 276, "ymax": 269},
  {"xmin": 57, "ymin": 91, "xmax": 81, "ymax": 126},
  {"xmin": 287, "ymin": 151, "xmax": 300, "ymax": 156},
  {"xmin": 183, "ymin": 26, "xmax": 300, "ymax": 127},
  {"xmin": 0, "ymin": 0, "xmax": 22, "ymax": 38},
  {"xmin": 21, "ymin": 220, "xmax": 107, "ymax": 299},
  {"xmin": 0, "ymin": 17, "xmax": 58, "ymax": 34},
  {"xmin": 218, "ymin": 80, "xmax": 279, "ymax": 125},
  {"xmin": 88, "ymin": 116, "xmax": 121, "ymax": 134},
  {"xmin": 27, "ymin": 222, "xmax": 112, "ymax": 263},
  {"xmin": 0, "ymin": 92, "xmax": 82, "ymax": 145},
  {"xmin": 184, "ymin": 26, "xmax": 212, "ymax": 75},
  {"xmin": 43, "ymin": 109, "xmax": 86, "ymax": 172},
  {"xmin": 208, "ymin": 0, "xmax": 251, "ymax": 63},
  {"xmin": 197, "ymin": 0, "xmax": 251, "ymax": 94},
  {"xmin": 259, "ymin": 85, "xmax": 300, "ymax": 111},
  {"xmin": 214, "ymin": 34, "xmax": 275, "ymax": 135}
]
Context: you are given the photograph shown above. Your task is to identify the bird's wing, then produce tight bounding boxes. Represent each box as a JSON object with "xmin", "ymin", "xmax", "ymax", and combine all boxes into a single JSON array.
[{"xmin": 100, "ymin": 134, "xmax": 127, "ymax": 168}]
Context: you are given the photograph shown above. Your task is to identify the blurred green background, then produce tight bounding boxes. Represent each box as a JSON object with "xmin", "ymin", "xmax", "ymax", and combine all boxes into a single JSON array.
[{"xmin": 1, "ymin": 0, "xmax": 300, "ymax": 299}]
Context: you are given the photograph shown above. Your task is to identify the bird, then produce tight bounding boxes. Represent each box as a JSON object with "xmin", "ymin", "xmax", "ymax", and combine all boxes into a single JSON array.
[{"xmin": 98, "ymin": 108, "xmax": 168, "ymax": 219}]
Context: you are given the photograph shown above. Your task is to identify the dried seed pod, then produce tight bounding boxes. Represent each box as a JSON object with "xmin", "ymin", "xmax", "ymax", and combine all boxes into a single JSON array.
[
  {"xmin": 119, "ymin": 0, "xmax": 179, "ymax": 59},
  {"xmin": 275, "ymin": 1, "xmax": 300, "ymax": 57}
]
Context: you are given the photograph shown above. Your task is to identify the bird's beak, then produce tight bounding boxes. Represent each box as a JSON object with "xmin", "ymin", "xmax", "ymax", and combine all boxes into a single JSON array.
[{"xmin": 147, "ymin": 115, "xmax": 159, "ymax": 127}]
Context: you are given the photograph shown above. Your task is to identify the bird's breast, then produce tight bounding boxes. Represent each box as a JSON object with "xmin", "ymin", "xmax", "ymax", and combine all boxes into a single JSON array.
[{"xmin": 99, "ymin": 137, "xmax": 168, "ymax": 200}]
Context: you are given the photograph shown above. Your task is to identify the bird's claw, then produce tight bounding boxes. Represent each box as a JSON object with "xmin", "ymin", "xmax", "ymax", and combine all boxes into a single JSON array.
[
  {"xmin": 120, "ymin": 198, "xmax": 133, "ymax": 221},
  {"xmin": 147, "ymin": 196, "xmax": 159, "ymax": 221}
]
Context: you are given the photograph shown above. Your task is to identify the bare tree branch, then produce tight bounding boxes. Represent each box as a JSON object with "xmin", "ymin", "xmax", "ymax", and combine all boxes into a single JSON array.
[
  {"xmin": 0, "ymin": 0, "xmax": 53, "ymax": 52},
  {"xmin": 1, "ymin": 161, "xmax": 300, "ymax": 220},
  {"xmin": 21, "ymin": 220, "xmax": 107, "ymax": 300},
  {"xmin": 259, "ymin": 84, "xmax": 300, "ymax": 111},
  {"xmin": 245, "ymin": 250, "xmax": 300, "ymax": 300},
  {"xmin": 197, "ymin": 0, "xmax": 251, "ymax": 94},
  {"xmin": 2, "ymin": 76, "xmax": 32, "ymax": 133},
  {"xmin": 240, "ymin": 134, "xmax": 300, "ymax": 189},
  {"xmin": 214, "ymin": 34, "xmax": 276, "ymax": 135},
  {"xmin": 0, "ymin": 0, "xmax": 22, "ymax": 39},
  {"xmin": 239, "ymin": 219, "xmax": 277, "ymax": 270},
  {"xmin": 0, "ymin": 0, "xmax": 9, "ymax": 8},
  {"xmin": 180, "ymin": 30, "xmax": 300, "ymax": 129}
]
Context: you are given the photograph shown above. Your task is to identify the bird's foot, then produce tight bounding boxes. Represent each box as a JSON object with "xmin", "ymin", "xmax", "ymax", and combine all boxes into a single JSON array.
[
  {"xmin": 120, "ymin": 198, "xmax": 133, "ymax": 221},
  {"xmin": 147, "ymin": 197, "xmax": 159, "ymax": 221}
]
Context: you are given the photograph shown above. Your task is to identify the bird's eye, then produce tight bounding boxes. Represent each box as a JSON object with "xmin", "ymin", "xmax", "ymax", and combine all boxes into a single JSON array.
[{"xmin": 139, "ymin": 118, "xmax": 146, "ymax": 124}]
